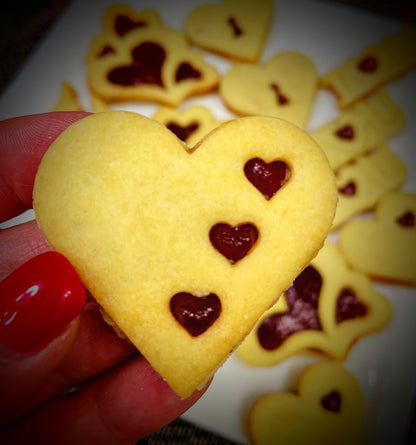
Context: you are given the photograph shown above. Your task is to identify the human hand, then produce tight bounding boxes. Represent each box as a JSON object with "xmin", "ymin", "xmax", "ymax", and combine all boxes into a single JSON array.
[{"xmin": 0, "ymin": 112, "xmax": 208, "ymax": 444}]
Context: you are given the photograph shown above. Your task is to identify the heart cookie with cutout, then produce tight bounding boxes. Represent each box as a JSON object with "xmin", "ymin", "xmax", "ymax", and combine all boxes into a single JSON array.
[
  {"xmin": 247, "ymin": 361, "xmax": 364, "ymax": 445},
  {"xmin": 101, "ymin": 3, "xmax": 162, "ymax": 38},
  {"xmin": 86, "ymin": 21, "xmax": 219, "ymax": 106},
  {"xmin": 339, "ymin": 190, "xmax": 416, "ymax": 285},
  {"xmin": 220, "ymin": 51, "xmax": 318, "ymax": 128},
  {"xmin": 33, "ymin": 111, "xmax": 337, "ymax": 397},
  {"xmin": 152, "ymin": 104, "xmax": 224, "ymax": 147},
  {"xmin": 184, "ymin": 0, "xmax": 273, "ymax": 62},
  {"xmin": 237, "ymin": 240, "xmax": 391, "ymax": 366}
]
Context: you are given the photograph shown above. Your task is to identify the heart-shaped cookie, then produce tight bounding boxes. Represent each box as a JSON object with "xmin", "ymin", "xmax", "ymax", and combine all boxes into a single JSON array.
[
  {"xmin": 247, "ymin": 361, "xmax": 364, "ymax": 445},
  {"xmin": 101, "ymin": 4, "xmax": 162, "ymax": 38},
  {"xmin": 86, "ymin": 23, "xmax": 219, "ymax": 106},
  {"xmin": 33, "ymin": 111, "xmax": 337, "ymax": 397},
  {"xmin": 310, "ymin": 90, "xmax": 405, "ymax": 170},
  {"xmin": 333, "ymin": 143, "xmax": 407, "ymax": 229},
  {"xmin": 152, "ymin": 104, "xmax": 224, "ymax": 147},
  {"xmin": 237, "ymin": 240, "xmax": 391, "ymax": 366},
  {"xmin": 339, "ymin": 190, "xmax": 416, "ymax": 285},
  {"xmin": 220, "ymin": 51, "xmax": 318, "ymax": 128},
  {"xmin": 184, "ymin": 0, "xmax": 273, "ymax": 62}
]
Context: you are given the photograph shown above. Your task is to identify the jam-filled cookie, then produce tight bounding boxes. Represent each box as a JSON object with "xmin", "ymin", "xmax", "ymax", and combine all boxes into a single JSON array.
[
  {"xmin": 247, "ymin": 361, "xmax": 364, "ymax": 445},
  {"xmin": 320, "ymin": 25, "xmax": 416, "ymax": 109},
  {"xmin": 237, "ymin": 240, "xmax": 391, "ymax": 366},
  {"xmin": 86, "ymin": 22, "xmax": 220, "ymax": 106},
  {"xmin": 152, "ymin": 104, "xmax": 224, "ymax": 147},
  {"xmin": 101, "ymin": 3, "xmax": 162, "ymax": 38},
  {"xmin": 220, "ymin": 51, "xmax": 318, "ymax": 128},
  {"xmin": 33, "ymin": 112, "xmax": 337, "ymax": 397},
  {"xmin": 333, "ymin": 143, "xmax": 407, "ymax": 229},
  {"xmin": 310, "ymin": 90, "xmax": 405, "ymax": 170},
  {"xmin": 52, "ymin": 82, "xmax": 84, "ymax": 112},
  {"xmin": 339, "ymin": 190, "xmax": 416, "ymax": 285},
  {"xmin": 184, "ymin": 0, "xmax": 273, "ymax": 62}
]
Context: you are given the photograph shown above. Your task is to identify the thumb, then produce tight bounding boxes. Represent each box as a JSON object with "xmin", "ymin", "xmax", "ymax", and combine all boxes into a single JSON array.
[{"xmin": 0, "ymin": 252, "xmax": 86, "ymax": 425}]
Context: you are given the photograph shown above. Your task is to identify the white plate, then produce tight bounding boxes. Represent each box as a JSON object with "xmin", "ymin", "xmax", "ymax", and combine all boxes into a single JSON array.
[{"xmin": 0, "ymin": 1, "xmax": 415, "ymax": 444}]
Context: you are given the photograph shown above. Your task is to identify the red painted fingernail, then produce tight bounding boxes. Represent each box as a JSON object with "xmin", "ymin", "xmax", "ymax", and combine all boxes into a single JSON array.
[{"xmin": 0, "ymin": 252, "xmax": 86, "ymax": 354}]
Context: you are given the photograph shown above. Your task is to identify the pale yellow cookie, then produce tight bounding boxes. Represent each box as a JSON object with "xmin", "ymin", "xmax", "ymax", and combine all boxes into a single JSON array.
[
  {"xmin": 333, "ymin": 143, "xmax": 407, "ymax": 229},
  {"xmin": 184, "ymin": 0, "xmax": 273, "ymax": 62},
  {"xmin": 52, "ymin": 82, "xmax": 84, "ymax": 112},
  {"xmin": 86, "ymin": 24, "xmax": 220, "ymax": 106},
  {"xmin": 247, "ymin": 361, "xmax": 364, "ymax": 445},
  {"xmin": 310, "ymin": 90, "xmax": 405, "ymax": 170},
  {"xmin": 339, "ymin": 191, "xmax": 416, "ymax": 285},
  {"xmin": 152, "ymin": 105, "xmax": 224, "ymax": 147},
  {"xmin": 101, "ymin": 3, "xmax": 162, "ymax": 37},
  {"xmin": 320, "ymin": 25, "xmax": 416, "ymax": 109},
  {"xmin": 33, "ymin": 112, "xmax": 337, "ymax": 397},
  {"xmin": 237, "ymin": 240, "xmax": 392, "ymax": 366},
  {"xmin": 220, "ymin": 51, "xmax": 318, "ymax": 128}
]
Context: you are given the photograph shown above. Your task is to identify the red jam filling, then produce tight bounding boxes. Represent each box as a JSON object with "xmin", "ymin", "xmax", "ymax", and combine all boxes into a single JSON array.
[
  {"xmin": 228, "ymin": 17, "xmax": 243, "ymax": 36},
  {"xmin": 244, "ymin": 157, "xmax": 290, "ymax": 201},
  {"xmin": 167, "ymin": 122, "xmax": 199, "ymax": 142},
  {"xmin": 336, "ymin": 287, "xmax": 367, "ymax": 323},
  {"xmin": 114, "ymin": 14, "xmax": 147, "ymax": 37},
  {"xmin": 107, "ymin": 42, "xmax": 165, "ymax": 87},
  {"xmin": 358, "ymin": 56, "xmax": 378, "ymax": 72},
  {"xmin": 335, "ymin": 125, "xmax": 354, "ymax": 139},
  {"xmin": 257, "ymin": 265, "xmax": 323, "ymax": 351},
  {"xmin": 338, "ymin": 181, "xmax": 356, "ymax": 196},
  {"xmin": 98, "ymin": 45, "xmax": 115, "ymax": 58},
  {"xmin": 209, "ymin": 223, "xmax": 258, "ymax": 264},
  {"xmin": 175, "ymin": 62, "xmax": 202, "ymax": 82},
  {"xmin": 170, "ymin": 292, "xmax": 221, "ymax": 337},
  {"xmin": 396, "ymin": 211, "xmax": 415, "ymax": 227},
  {"xmin": 270, "ymin": 83, "xmax": 289, "ymax": 105},
  {"xmin": 321, "ymin": 390, "xmax": 342, "ymax": 412}
]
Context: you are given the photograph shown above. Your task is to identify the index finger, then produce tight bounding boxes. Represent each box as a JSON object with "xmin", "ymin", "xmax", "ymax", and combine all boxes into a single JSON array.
[{"xmin": 0, "ymin": 111, "xmax": 89, "ymax": 222}]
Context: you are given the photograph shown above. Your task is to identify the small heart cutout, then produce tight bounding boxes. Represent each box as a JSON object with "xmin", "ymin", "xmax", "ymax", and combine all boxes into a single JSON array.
[
  {"xmin": 167, "ymin": 121, "xmax": 199, "ymax": 142},
  {"xmin": 114, "ymin": 14, "xmax": 147, "ymax": 36},
  {"xmin": 321, "ymin": 390, "xmax": 342, "ymax": 412},
  {"xmin": 244, "ymin": 157, "xmax": 290, "ymax": 200},
  {"xmin": 170, "ymin": 292, "xmax": 221, "ymax": 337},
  {"xmin": 209, "ymin": 223, "xmax": 258, "ymax": 264}
]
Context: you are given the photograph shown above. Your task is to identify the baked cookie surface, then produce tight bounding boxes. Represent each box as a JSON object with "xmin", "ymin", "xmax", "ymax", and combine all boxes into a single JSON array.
[
  {"xmin": 247, "ymin": 361, "xmax": 364, "ymax": 445},
  {"xmin": 339, "ymin": 190, "xmax": 416, "ymax": 285},
  {"xmin": 184, "ymin": 0, "xmax": 273, "ymax": 62},
  {"xmin": 237, "ymin": 240, "xmax": 392, "ymax": 365},
  {"xmin": 33, "ymin": 111, "xmax": 337, "ymax": 398},
  {"xmin": 86, "ymin": 22, "xmax": 220, "ymax": 106},
  {"xmin": 220, "ymin": 51, "xmax": 318, "ymax": 128}
]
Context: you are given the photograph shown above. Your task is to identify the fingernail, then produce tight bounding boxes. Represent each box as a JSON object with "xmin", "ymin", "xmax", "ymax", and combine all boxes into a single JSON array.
[{"xmin": 0, "ymin": 252, "xmax": 86, "ymax": 354}]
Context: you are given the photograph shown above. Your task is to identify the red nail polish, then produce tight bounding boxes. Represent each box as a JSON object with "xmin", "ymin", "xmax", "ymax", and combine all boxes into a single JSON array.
[{"xmin": 0, "ymin": 252, "xmax": 86, "ymax": 353}]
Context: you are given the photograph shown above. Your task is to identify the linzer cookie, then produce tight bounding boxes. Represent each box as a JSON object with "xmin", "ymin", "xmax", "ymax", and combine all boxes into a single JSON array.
[
  {"xmin": 152, "ymin": 104, "xmax": 224, "ymax": 147},
  {"xmin": 220, "ymin": 51, "xmax": 318, "ymax": 128},
  {"xmin": 339, "ymin": 191, "xmax": 416, "ymax": 285},
  {"xmin": 247, "ymin": 361, "xmax": 364, "ymax": 445},
  {"xmin": 320, "ymin": 25, "xmax": 416, "ymax": 109},
  {"xmin": 101, "ymin": 3, "xmax": 162, "ymax": 37},
  {"xmin": 237, "ymin": 240, "xmax": 391, "ymax": 366},
  {"xmin": 310, "ymin": 90, "xmax": 405, "ymax": 170},
  {"xmin": 333, "ymin": 143, "xmax": 407, "ymax": 229},
  {"xmin": 184, "ymin": 0, "xmax": 273, "ymax": 62},
  {"xmin": 33, "ymin": 112, "xmax": 337, "ymax": 397},
  {"xmin": 52, "ymin": 82, "xmax": 84, "ymax": 112},
  {"xmin": 86, "ymin": 22, "xmax": 220, "ymax": 106}
]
